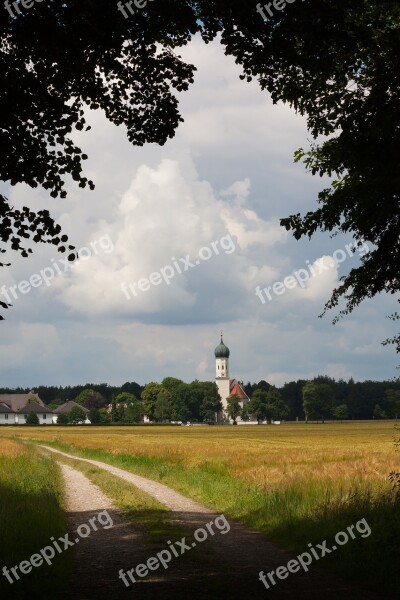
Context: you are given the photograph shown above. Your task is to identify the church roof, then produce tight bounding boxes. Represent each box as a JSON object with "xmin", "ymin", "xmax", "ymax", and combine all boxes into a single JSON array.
[
  {"xmin": 229, "ymin": 380, "xmax": 249, "ymax": 400},
  {"xmin": 214, "ymin": 334, "xmax": 230, "ymax": 358}
]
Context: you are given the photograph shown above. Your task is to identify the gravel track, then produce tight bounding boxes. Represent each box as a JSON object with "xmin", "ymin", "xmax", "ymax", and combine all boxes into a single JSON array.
[{"xmin": 41, "ymin": 446, "xmax": 389, "ymax": 600}]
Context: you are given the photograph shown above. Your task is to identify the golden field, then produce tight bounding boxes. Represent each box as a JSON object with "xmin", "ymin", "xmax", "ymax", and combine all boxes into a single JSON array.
[
  {"xmin": 2, "ymin": 422, "xmax": 400, "ymax": 592},
  {"xmin": 2, "ymin": 421, "xmax": 398, "ymax": 493},
  {"xmin": 0, "ymin": 437, "xmax": 25, "ymax": 458}
]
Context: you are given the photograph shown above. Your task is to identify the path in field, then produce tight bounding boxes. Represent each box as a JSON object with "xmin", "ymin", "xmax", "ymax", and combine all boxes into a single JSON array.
[
  {"xmin": 43, "ymin": 446, "xmax": 388, "ymax": 600},
  {"xmin": 56, "ymin": 462, "xmax": 152, "ymax": 599}
]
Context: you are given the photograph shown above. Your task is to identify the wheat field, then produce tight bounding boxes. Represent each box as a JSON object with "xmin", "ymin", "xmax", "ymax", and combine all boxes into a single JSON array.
[
  {"xmin": 1, "ymin": 422, "xmax": 399, "ymax": 592},
  {"xmin": 3, "ymin": 421, "xmax": 398, "ymax": 493}
]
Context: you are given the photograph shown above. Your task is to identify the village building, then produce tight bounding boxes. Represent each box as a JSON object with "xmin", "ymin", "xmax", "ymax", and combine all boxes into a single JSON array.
[
  {"xmin": 53, "ymin": 401, "xmax": 90, "ymax": 424},
  {"xmin": 214, "ymin": 334, "xmax": 249, "ymax": 422},
  {"xmin": 0, "ymin": 391, "xmax": 54, "ymax": 424}
]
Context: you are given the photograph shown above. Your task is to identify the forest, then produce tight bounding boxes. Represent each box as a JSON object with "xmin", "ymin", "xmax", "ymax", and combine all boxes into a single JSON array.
[{"xmin": 1, "ymin": 375, "xmax": 399, "ymax": 422}]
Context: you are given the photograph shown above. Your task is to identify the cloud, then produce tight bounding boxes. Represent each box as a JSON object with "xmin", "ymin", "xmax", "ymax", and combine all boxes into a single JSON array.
[
  {"xmin": 291, "ymin": 255, "xmax": 339, "ymax": 301},
  {"xmin": 324, "ymin": 363, "xmax": 354, "ymax": 381},
  {"xmin": 0, "ymin": 37, "xmax": 397, "ymax": 388},
  {"xmin": 52, "ymin": 157, "xmax": 284, "ymax": 323},
  {"xmin": 0, "ymin": 323, "xmax": 58, "ymax": 369}
]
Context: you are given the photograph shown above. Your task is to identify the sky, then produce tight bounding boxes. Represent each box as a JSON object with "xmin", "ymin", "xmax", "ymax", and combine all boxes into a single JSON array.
[{"xmin": 0, "ymin": 36, "xmax": 398, "ymax": 389}]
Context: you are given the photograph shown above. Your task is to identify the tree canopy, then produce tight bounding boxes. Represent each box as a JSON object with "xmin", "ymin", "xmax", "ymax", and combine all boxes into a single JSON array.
[
  {"xmin": 226, "ymin": 394, "xmax": 241, "ymax": 425},
  {"xmin": 1, "ymin": 0, "xmax": 399, "ymax": 326},
  {"xmin": 68, "ymin": 405, "xmax": 87, "ymax": 424},
  {"xmin": 302, "ymin": 381, "xmax": 335, "ymax": 423},
  {"xmin": 75, "ymin": 388, "xmax": 106, "ymax": 409},
  {"xmin": 2, "ymin": 375, "xmax": 400, "ymax": 422}
]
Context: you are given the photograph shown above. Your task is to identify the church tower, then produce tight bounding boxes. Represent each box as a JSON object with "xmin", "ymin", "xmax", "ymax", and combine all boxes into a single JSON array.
[{"xmin": 215, "ymin": 332, "xmax": 231, "ymax": 416}]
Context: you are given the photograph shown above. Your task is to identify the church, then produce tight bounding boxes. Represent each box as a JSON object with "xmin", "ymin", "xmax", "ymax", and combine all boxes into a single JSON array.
[{"xmin": 214, "ymin": 333, "xmax": 249, "ymax": 422}]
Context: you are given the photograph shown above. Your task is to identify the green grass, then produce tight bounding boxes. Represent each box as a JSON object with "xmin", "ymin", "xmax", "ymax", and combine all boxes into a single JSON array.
[
  {"xmin": 50, "ymin": 452, "xmax": 181, "ymax": 542},
  {"xmin": 46, "ymin": 451, "xmax": 218, "ymax": 568},
  {"xmin": 5, "ymin": 424, "xmax": 399, "ymax": 593},
  {"xmin": 37, "ymin": 438, "xmax": 400, "ymax": 594},
  {"xmin": 0, "ymin": 443, "xmax": 71, "ymax": 600}
]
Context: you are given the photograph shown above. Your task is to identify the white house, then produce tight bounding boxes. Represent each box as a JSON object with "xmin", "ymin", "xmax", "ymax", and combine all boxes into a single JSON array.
[
  {"xmin": 0, "ymin": 391, "xmax": 54, "ymax": 424},
  {"xmin": 0, "ymin": 402, "xmax": 17, "ymax": 425},
  {"xmin": 53, "ymin": 401, "xmax": 91, "ymax": 424},
  {"xmin": 17, "ymin": 402, "xmax": 54, "ymax": 425}
]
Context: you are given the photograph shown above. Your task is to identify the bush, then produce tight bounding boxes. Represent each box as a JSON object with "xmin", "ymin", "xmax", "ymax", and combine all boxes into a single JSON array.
[
  {"xmin": 88, "ymin": 408, "xmax": 101, "ymax": 424},
  {"xmin": 56, "ymin": 413, "xmax": 69, "ymax": 425},
  {"xmin": 68, "ymin": 406, "xmax": 87, "ymax": 424},
  {"xmin": 26, "ymin": 412, "xmax": 39, "ymax": 425}
]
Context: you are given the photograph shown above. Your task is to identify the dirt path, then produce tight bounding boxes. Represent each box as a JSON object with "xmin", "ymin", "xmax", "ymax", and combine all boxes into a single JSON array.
[
  {"xmin": 43, "ymin": 446, "xmax": 388, "ymax": 600},
  {"xmin": 57, "ymin": 462, "xmax": 153, "ymax": 599}
]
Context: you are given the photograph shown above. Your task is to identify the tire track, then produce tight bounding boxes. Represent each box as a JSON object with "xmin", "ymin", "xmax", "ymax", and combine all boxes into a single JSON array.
[{"xmin": 44, "ymin": 446, "xmax": 388, "ymax": 600}]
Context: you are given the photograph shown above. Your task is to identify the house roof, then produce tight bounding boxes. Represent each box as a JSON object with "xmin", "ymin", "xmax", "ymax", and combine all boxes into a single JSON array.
[
  {"xmin": 54, "ymin": 401, "xmax": 89, "ymax": 414},
  {"xmin": 0, "ymin": 402, "xmax": 15, "ymax": 414},
  {"xmin": 0, "ymin": 392, "xmax": 44, "ymax": 412},
  {"xmin": 18, "ymin": 402, "xmax": 54, "ymax": 414},
  {"xmin": 229, "ymin": 380, "xmax": 249, "ymax": 401}
]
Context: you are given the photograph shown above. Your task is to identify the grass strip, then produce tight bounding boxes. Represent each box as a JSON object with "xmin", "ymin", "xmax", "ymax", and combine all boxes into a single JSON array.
[
  {"xmin": 0, "ymin": 440, "xmax": 71, "ymax": 600},
  {"xmin": 46, "ymin": 451, "xmax": 217, "ymax": 567},
  {"xmin": 36, "ymin": 439, "xmax": 400, "ymax": 594}
]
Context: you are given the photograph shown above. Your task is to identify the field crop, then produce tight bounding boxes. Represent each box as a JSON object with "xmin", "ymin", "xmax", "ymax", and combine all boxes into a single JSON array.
[
  {"xmin": 5, "ymin": 421, "xmax": 398, "ymax": 489},
  {"xmin": 0, "ymin": 439, "xmax": 70, "ymax": 599},
  {"xmin": 3, "ymin": 422, "xmax": 400, "ymax": 593}
]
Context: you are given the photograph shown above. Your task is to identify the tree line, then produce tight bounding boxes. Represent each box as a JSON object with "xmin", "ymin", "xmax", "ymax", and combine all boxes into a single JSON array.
[
  {"xmin": 243, "ymin": 376, "xmax": 400, "ymax": 422},
  {"xmin": 1, "ymin": 375, "xmax": 399, "ymax": 423}
]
